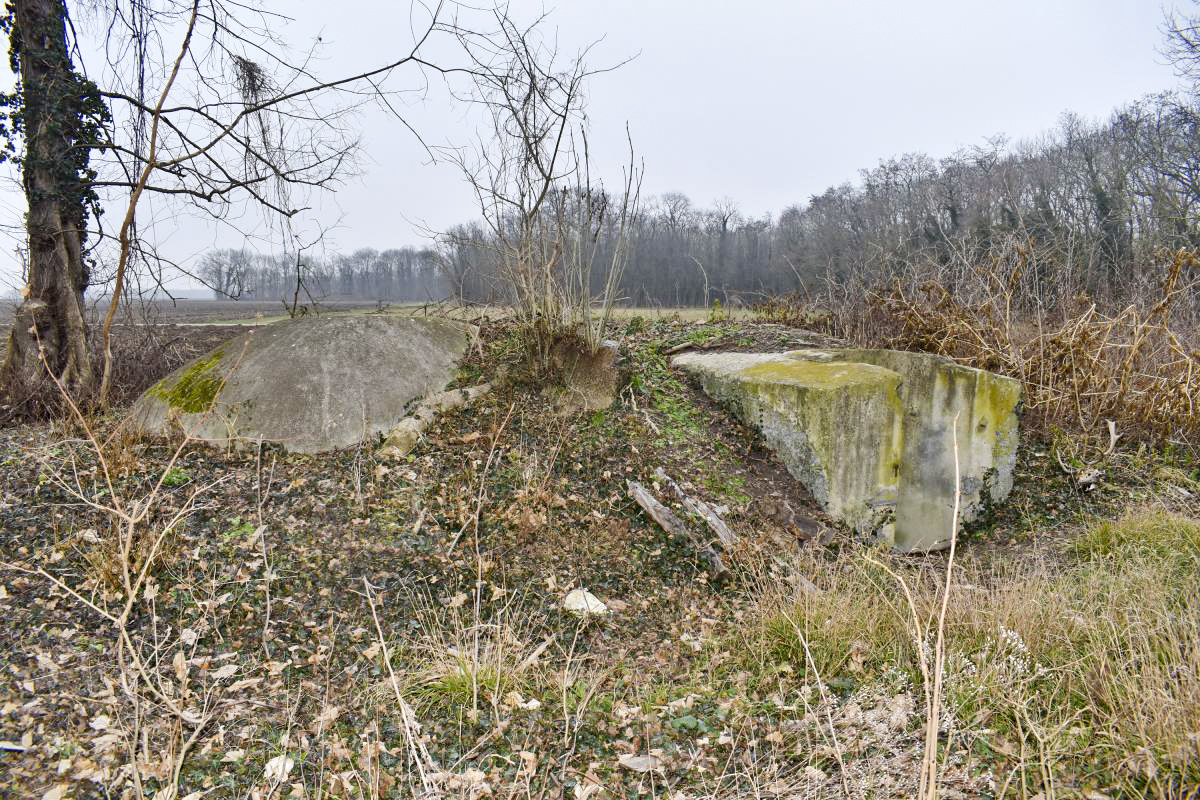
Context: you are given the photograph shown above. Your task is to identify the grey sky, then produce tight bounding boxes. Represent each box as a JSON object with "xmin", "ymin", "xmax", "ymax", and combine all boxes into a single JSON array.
[{"xmin": 0, "ymin": 0, "xmax": 1185, "ymax": 292}]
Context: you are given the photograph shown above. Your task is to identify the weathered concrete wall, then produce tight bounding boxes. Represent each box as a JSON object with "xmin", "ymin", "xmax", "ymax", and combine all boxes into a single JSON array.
[
  {"xmin": 673, "ymin": 349, "xmax": 1021, "ymax": 551},
  {"xmin": 128, "ymin": 315, "xmax": 473, "ymax": 453},
  {"xmin": 672, "ymin": 351, "xmax": 904, "ymax": 536},
  {"xmin": 840, "ymin": 350, "xmax": 1021, "ymax": 551}
]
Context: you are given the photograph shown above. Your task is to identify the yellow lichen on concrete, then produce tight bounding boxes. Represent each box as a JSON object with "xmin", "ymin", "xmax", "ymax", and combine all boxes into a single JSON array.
[
  {"xmin": 674, "ymin": 347, "xmax": 1022, "ymax": 552},
  {"xmin": 741, "ymin": 359, "xmax": 895, "ymax": 390}
]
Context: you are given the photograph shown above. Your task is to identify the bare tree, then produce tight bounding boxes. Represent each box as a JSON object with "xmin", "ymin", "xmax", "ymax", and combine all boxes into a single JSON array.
[
  {"xmin": 197, "ymin": 249, "xmax": 253, "ymax": 299},
  {"xmin": 0, "ymin": 1, "xmax": 529, "ymax": 408},
  {"xmin": 1165, "ymin": 1, "xmax": 1200, "ymax": 93},
  {"xmin": 442, "ymin": 10, "xmax": 640, "ymax": 363}
]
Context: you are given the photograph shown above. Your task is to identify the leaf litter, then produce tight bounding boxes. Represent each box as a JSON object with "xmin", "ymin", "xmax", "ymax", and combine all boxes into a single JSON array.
[{"xmin": 0, "ymin": 316, "xmax": 1130, "ymax": 798}]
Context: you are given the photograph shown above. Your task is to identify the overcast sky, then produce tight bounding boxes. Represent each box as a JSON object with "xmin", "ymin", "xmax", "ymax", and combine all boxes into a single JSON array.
[{"xmin": 0, "ymin": 0, "xmax": 1187, "ymax": 293}]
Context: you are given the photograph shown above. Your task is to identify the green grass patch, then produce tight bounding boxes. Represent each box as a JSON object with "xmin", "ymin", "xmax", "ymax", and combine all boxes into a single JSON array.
[
  {"xmin": 407, "ymin": 659, "xmax": 516, "ymax": 712},
  {"xmin": 1071, "ymin": 509, "xmax": 1200, "ymax": 562},
  {"xmin": 741, "ymin": 511, "xmax": 1200, "ymax": 794}
]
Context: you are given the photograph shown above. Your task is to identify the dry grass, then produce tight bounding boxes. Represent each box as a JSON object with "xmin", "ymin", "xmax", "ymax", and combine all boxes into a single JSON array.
[
  {"xmin": 875, "ymin": 249, "xmax": 1200, "ymax": 446},
  {"xmin": 379, "ymin": 588, "xmax": 552, "ymax": 719},
  {"xmin": 743, "ymin": 509, "xmax": 1200, "ymax": 796},
  {"xmin": 764, "ymin": 243, "xmax": 1200, "ymax": 453}
]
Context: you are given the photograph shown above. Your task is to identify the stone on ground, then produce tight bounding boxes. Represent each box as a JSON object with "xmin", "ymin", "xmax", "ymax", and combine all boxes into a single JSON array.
[
  {"xmin": 562, "ymin": 588, "xmax": 609, "ymax": 616},
  {"xmin": 128, "ymin": 315, "xmax": 473, "ymax": 453},
  {"xmin": 673, "ymin": 349, "xmax": 1020, "ymax": 552}
]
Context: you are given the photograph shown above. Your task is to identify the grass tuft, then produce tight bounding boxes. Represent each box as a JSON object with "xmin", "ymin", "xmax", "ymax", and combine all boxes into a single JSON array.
[{"xmin": 1071, "ymin": 508, "xmax": 1200, "ymax": 561}]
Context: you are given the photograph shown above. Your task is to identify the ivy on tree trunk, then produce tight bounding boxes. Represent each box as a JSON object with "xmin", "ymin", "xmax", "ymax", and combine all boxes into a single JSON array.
[{"xmin": 1, "ymin": 0, "xmax": 108, "ymax": 401}]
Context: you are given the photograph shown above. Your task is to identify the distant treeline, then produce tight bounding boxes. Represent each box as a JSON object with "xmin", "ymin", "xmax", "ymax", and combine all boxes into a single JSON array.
[
  {"xmin": 200, "ymin": 90, "xmax": 1200, "ymax": 309},
  {"xmin": 196, "ymin": 247, "xmax": 446, "ymax": 302}
]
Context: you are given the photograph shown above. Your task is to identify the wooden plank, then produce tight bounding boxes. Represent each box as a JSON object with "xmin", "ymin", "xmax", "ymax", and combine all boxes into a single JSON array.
[{"xmin": 653, "ymin": 467, "xmax": 737, "ymax": 549}]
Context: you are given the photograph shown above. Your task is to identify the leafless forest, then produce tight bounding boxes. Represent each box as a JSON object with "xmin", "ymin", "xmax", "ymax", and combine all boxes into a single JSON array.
[{"xmin": 199, "ymin": 91, "xmax": 1200, "ymax": 320}]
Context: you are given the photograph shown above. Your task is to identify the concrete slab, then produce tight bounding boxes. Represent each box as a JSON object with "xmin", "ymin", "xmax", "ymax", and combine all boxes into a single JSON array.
[{"xmin": 673, "ymin": 348, "xmax": 1021, "ymax": 551}]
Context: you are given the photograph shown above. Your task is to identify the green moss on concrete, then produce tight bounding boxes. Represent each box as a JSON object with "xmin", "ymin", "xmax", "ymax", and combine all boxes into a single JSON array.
[
  {"xmin": 149, "ymin": 350, "xmax": 225, "ymax": 413},
  {"xmin": 742, "ymin": 361, "xmax": 908, "ymax": 512},
  {"xmin": 975, "ymin": 371, "xmax": 1022, "ymax": 447}
]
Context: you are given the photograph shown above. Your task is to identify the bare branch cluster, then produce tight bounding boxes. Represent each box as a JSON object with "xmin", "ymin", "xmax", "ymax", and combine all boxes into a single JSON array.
[{"xmin": 439, "ymin": 10, "xmax": 642, "ymax": 361}]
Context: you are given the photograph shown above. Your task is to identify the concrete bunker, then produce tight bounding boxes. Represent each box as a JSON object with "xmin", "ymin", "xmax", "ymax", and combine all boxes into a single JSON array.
[
  {"xmin": 672, "ymin": 349, "xmax": 1021, "ymax": 552},
  {"xmin": 128, "ymin": 315, "xmax": 474, "ymax": 453}
]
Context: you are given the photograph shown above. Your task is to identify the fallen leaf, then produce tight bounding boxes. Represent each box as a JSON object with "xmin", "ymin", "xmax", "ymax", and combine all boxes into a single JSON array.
[
  {"xmin": 227, "ymin": 677, "xmax": 263, "ymax": 692},
  {"xmin": 316, "ymin": 705, "xmax": 341, "ymax": 728},
  {"xmin": 617, "ymin": 754, "xmax": 662, "ymax": 773},
  {"xmin": 265, "ymin": 754, "xmax": 295, "ymax": 782},
  {"xmin": 211, "ymin": 663, "xmax": 238, "ymax": 681}
]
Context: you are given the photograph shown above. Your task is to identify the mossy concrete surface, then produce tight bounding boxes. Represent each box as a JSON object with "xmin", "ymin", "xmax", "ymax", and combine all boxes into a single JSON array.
[
  {"xmin": 128, "ymin": 315, "xmax": 474, "ymax": 453},
  {"xmin": 673, "ymin": 349, "xmax": 1021, "ymax": 552},
  {"xmin": 840, "ymin": 349, "xmax": 1022, "ymax": 552},
  {"xmin": 671, "ymin": 351, "xmax": 904, "ymax": 538}
]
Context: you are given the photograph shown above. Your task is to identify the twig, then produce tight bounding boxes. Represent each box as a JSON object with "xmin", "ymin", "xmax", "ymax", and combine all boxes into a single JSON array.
[
  {"xmin": 778, "ymin": 606, "xmax": 851, "ymax": 798},
  {"xmin": 256, "ymin": 439, "xmax": 275, "ymax": 660},
  {"xmin": 447, "ymin": 402, "xmax": 515, "ymax": 554},
  {"xmin": 653, "ymin": 467, "xmax": 736, "ymax": 549},
  {"xmin": 923, "ymin": 412, "xmax": 962, "ymax": 800},
  {"xmin": 627, "ymin": 480, "xmax": 730, "ymax": 582},
  {"xmin": 362, "ymin": 577, "xmax": 440, "ymax": 793}
]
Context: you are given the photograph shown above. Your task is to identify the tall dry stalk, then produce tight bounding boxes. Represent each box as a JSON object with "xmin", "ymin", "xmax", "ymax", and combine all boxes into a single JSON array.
[
  {"xmin": 98, "ymin": 1, "xmax": 201, "ymax": 408},
  {"xmin": 777, "ymin": 607, "xmax": 852, "ymax": 797},
  {"xmin": 362, "ymin": 577, "xmax": 441, "ymax": 793},
  {"xmin": 923, "ymin": 415, "xmax": 961, "ymax": 799}
]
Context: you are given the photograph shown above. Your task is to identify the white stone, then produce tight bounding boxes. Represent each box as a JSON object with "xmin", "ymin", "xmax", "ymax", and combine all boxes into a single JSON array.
[{"xmin": 562, "ymin": 588, "xmax": 609, "ymax": 616}]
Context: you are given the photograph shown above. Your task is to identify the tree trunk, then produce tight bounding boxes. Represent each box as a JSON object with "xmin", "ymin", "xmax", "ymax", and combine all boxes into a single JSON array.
[{"xmin": 3, "ymin": 0, "xmax": 94, "ymax": 399}]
